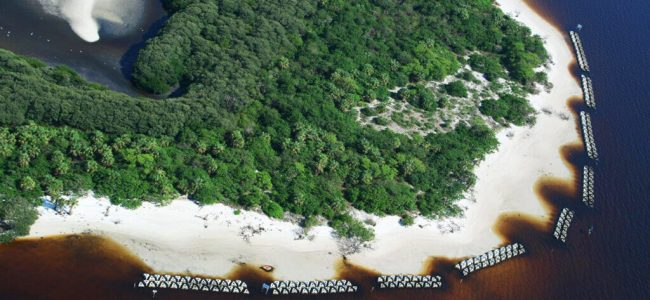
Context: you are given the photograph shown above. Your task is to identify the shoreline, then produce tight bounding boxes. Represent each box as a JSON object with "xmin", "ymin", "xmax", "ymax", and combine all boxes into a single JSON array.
[{"xmin": 24, "ymin": 0, "xmax": 582, "ymax": 281}]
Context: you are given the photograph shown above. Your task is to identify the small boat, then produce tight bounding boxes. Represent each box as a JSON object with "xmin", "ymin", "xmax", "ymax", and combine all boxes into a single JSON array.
[{"xmin": 260, "ymin": 265, "xmax": 275, "ymax": 272}]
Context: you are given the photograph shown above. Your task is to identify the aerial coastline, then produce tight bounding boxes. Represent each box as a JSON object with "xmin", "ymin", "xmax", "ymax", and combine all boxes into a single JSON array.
[
  {"xmin": 23, "ymin": 0, "xmax": 582, "ymax": 281},
  {"xmin": 36, "ymin": 0, "xmax": 147, "ymax": 42}
]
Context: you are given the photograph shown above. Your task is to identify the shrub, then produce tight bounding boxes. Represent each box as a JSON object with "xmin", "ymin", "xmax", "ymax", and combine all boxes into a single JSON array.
[
  {"xmin": 396, "ymin": 84, "xmax": 438, "ymax": 111},
  {"xmin": 373, "ymin": 116, "xmax": 391, "ymax": 126},
  {"xmin": 399, "ymin": 214, "xmax": 415, "ymax": 226},
  {"xmin": 442, "ymin": 81, "xmax": 468, "ymax": 97},
  {"xmin": 480, "ymin": 94, "xmax": 535, "ymax": 126}
]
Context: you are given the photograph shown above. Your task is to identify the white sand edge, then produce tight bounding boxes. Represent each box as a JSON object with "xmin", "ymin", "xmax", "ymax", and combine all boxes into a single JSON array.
[{"xmin": 26, "ymin": 0, "xmax": 582, "ymax": 281}]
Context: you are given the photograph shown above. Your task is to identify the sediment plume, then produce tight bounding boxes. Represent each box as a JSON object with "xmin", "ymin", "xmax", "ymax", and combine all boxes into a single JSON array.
[{"xmin": 37, "ymin": 0, "xmax": 145, "ymax": 42}]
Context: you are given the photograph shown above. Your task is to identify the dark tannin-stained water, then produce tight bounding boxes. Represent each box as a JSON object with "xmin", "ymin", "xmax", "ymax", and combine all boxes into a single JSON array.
[{"xmin": 1, "ymin": 1, "xmax": 649, "ymax": 299}]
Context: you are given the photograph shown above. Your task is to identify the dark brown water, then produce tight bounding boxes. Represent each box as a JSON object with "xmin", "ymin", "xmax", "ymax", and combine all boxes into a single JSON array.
[{"xmin": 1, "ymin": 0, "xmax": 649, "ymax": 299}]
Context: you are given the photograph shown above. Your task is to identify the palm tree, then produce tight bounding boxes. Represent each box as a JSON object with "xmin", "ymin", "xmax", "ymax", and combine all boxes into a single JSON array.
[
  {"xmin": 17, "ymin": 152, "xmax": 30, "ymax": 168},
  {"xmin": 112, "ymin": 134, "xmax": 132, "ymax": 151},
  {"xmin": 195, "ymin": 141, "xmax": 208, "ymax": 154},
  {"xmin": 0, "ymin": 130, "xmax": 15, "ymax": 158},
  {"xmin": 91, "ymin": 131, "xmax": 106, "ymax": 148},
  {"xmin": 51, "ymin": 150, "xmax": 71, "ymax": 176},
  {"xmin": 98, "ymin": 145, "xmax": 115, "ymax": 167},
  {"xmin": 151, "ymin": 169, "xmax": 167, "ymax": 183},
  {"xmin": 315, "ymin": 153, "xmax": 329, "ymax": 175},
  {"xmin": 84, "ymin": 160, "xmax": 99, "ymax": 174},
  {"xmin": 19, "ymin": 176, "xmax": 36, "ymax": 191},
  {"xmin": 229, "ymin": 131, "xmax": 245, "ymax": 148}
]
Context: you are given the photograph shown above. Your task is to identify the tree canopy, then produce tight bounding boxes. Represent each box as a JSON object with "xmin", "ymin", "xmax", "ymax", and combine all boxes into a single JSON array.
[{"xmin": 0, "ymin": 0, "xmax": 548, "ymax": 241}]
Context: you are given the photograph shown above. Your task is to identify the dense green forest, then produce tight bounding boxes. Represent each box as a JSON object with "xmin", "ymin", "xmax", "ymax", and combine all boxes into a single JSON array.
[{"xmin": 0, "ymin": 0, "xmax": 548, "ymax": 242}]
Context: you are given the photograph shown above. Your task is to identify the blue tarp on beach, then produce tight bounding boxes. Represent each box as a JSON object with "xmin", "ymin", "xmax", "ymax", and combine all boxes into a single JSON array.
[{"xmin": 41, "ymin": 199, "xmax": 56, "ymax": 210}]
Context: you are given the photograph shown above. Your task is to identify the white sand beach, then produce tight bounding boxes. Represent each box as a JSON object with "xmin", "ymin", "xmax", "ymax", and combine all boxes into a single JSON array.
[{"xmin": 26, "ymin": 0, "xmax": 583, "ymax": 280}]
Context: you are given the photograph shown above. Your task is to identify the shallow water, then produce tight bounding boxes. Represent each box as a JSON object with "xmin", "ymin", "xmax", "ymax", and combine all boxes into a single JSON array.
[
  {"xmin": 37, "ymin": 0, "xmax": 148, "ymax": 42},
  {"xmin": 1, "ymin": 0, "xmax": 650, "ymax": 299},
  {"xmin": 0, "ymin": 0, "xmax": 166, "ymax": 95}
]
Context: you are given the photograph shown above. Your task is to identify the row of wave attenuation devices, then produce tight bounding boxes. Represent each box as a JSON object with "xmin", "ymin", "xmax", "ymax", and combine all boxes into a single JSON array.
[
  {"xmin": 136, "ymin": 273, "xmax": 249, "ymax": 294},
  {"xmin": 582, "ymin": 166, "xmax": 595, "ymax": 207},
  {"xmin": 553, "ymin": 208, "xmax": 575, "ymax": 243},
  {"xmin": 570, "ymin": 31, "xmax": 590, "ymax": 72},
  {"xmin": 377, "ymin": 274, "xmax": 443, "ymax": 289},
  {"xmin": 581, "ymin": 75, "xmax": 596, "ymax": 109},
  {"xmin": 580, "ymin": 111, "xmax": 599, "ymax": 160},
  {"xmin": 454, "ymin": 243, "xmax": 526, "ymax": 276},
  {"xmin": 266, "ymin": 280, "xmax": 358, "ymax": 295}
]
